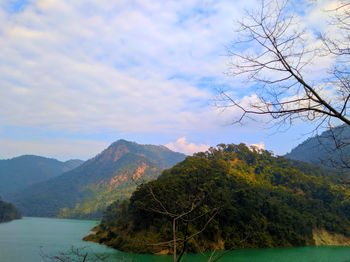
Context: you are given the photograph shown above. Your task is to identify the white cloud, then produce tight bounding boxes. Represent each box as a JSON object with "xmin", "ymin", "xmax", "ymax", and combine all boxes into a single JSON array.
[
  {"xmin": 0, "ymin": 0, "xmax": 331, "ymax": 133},
  {"xmin": 250, "ymin": 142, "xmax": 265, "ymax": 151},
  {"xmin": 166, "ymin": 137, "xmax": 210, "ymax": 155},
  {"xmin": 0, "ymin": 0, "xmax": 338, "ymax": 160},
  {"xmin": 0, "ymin": 0, "xmax": 259, "ymax": 135}
]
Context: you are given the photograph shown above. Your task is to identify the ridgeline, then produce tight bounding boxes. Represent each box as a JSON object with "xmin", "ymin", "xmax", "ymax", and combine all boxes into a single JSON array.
[
  {"xmin": 85, "ymin": 143, "xmax": 350, "ymax": 254},
  {"xmin": 8, "ymin": 140, "xmax": 185, "ymax": 219}
]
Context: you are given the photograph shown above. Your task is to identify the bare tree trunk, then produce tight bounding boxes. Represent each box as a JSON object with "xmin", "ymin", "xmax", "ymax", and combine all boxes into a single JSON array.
[{"xmin": 173, "ymin": 218, "xmax": 176, "ymax": 262}]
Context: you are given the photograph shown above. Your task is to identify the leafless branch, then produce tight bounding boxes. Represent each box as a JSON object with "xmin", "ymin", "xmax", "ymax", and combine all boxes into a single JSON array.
[
  {"xmin": 220, "ymin": 0, "xmax": 350, "ymax": 128},
  {"xmin": 40, "ymin": 246, "xmax": 109, "ymax": 262},
  {"xmin": 218, "ymin": 0, "xmax": 350, "ymax": 171}
]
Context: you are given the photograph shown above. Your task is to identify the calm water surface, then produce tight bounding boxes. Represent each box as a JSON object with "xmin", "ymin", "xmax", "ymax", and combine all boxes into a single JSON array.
[{"xmin": 1, "ymin": 217, "xmax": 350, "ymax": 262}]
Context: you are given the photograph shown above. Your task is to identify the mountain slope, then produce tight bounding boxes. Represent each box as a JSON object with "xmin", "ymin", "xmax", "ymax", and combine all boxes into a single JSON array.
[
  {"xmin": 0, "ymin": 155, "xmax": 83, "ymax": 196},
  {"xmin": 85, "ymin": 144, "xmax": 350, "ymax": 253},
  {"xmin": 8, "ymin": 140, "xmax": 186, "ymax": 219},
  {"xmin": 285, "ymin": 125, "xmax": 350, "ymax": 168}
]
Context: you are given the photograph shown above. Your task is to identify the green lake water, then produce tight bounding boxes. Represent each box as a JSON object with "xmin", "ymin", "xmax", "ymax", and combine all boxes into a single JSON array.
[{"xmin": 1, "ymin": 217, "xmax": 350, "ymax": 262}]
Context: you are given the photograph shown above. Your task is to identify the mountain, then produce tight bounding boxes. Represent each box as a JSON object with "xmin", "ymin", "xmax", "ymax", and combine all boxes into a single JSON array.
[
  {"xmin": 7, "ymin": 140, "xmax": 186, "ymax": 219},
  {"xmin": 285, "ymin": 125, "xmax": 350, "ymax": 168},
  {"xmin": 0, "ymin": 199, "xmax": 21, "ymax": 223},
  {"xmin": 85, "ymin": 144, "xmax": 350, "ymax": 254},
  {"xmin": 0, "ymin": 155, "xmax": 84, "ymax": 196}
]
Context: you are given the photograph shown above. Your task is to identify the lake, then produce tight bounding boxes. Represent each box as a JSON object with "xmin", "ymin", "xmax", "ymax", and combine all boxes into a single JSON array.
[{"xmin": 1, "ymin": 217, "xmax": 350, "ymax": 262}]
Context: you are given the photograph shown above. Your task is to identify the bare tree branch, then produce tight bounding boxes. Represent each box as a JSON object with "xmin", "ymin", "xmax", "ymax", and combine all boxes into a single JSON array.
[
  {"xmin": 218, "ymin": 0, "xmax": 350, "ymax": 170},
  {"xmin": 220, "ymin": 0, "xmax": 350, "ymax": 128}
]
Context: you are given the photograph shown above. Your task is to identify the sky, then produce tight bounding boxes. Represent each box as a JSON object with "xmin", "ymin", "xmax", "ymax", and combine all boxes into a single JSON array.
[{"xmin": 0, "ymin": 0, "xmax": 339, "ymax": 161}]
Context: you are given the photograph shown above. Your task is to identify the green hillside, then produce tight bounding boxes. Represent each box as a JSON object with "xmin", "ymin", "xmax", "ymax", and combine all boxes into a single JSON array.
[
  {"xmin": 0, "ymin": 155, "xmax": 83, "ymax": 196},
  {"xmin": 8, "ymin": 140, "xmax": 185, "ymax": 219},
  {"xmin": 285, "ymin": 125, "xmax": 350, "ymax": 169},
  {"xmin": 0, "ymin": 199, "xmax": 21, "ymax": 223},
  {"xmin": 86, "ymin": 143, "xmax": 350, "ymax": 254}
]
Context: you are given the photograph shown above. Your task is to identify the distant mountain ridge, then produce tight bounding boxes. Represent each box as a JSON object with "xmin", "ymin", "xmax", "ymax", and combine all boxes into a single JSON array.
[
  {"xmin": 285, "ymin": 125, "xmax": 350, "ymax": 168},
  {"xmin": 7, "ymin": 140, "xmax": 186, "ymax": 219},
  {"xmin": 0, "ymin": 155, "xmax": 84, "ymax": 196}
]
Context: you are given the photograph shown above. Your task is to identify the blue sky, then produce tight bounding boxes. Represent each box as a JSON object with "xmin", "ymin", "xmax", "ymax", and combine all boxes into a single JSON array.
[{"xmin": 0, "ymin": 0, "xmax": 336, "ymax": 160}]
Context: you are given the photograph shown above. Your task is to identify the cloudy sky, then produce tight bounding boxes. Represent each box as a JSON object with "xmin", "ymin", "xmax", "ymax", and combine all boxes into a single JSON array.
[{"xmin": 0, "ymin": 0, "xmax": 336, "ymax": 160}]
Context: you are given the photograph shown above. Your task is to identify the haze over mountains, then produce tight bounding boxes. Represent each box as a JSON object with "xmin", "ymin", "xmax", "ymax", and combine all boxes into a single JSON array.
[
  {"xmin": 7, "ymin": 140, "xmax": 186, "ymax": 219},
  {"xmin": 3, "ymin": 126, "xmax": 350, "ymax": 222},
  {"xmin": 3, "ymin": 133, "xmax": 350, "ymax": 252},
  {"xmin": 0, "ymin": 155, "xmax": 83, "ymax": 196},
  {"xmin": 0, "ymin": 199, "xmax": 21, "ymax": 223},
  {"xmin": 285, "ymin": 125, "xmax": 350, "ymax": 169}
]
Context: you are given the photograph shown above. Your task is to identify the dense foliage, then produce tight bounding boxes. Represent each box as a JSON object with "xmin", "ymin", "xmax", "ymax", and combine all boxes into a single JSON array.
[
  {"xmin": 88, "ymin": 144, "xmax": 350, "ymax": 254},
  {"xmin": 0, "ymin": 198, "xmax": 21, "ymax": 222},
  {"xmin": 7, "ymin": 140, "xmax": 185, "ymax": 219},
  {"xmin": 0, "ymin": 155, "xmax": 83, "ymax": 196}
]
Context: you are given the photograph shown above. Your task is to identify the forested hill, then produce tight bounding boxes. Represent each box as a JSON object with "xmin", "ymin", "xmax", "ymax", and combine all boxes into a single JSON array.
[
  {"xmin": 285, "ymin": 125, "xmax": 350, "ymax": 168},
  {"xmin": 86, "ymin": 143, "xmax": 350, "ymax": 254},
  {"xmin": 0, "ymin": 199, "xmax": 21, "ymax": 223},
  {"xmin": 0, "ymin": 155, "xmax": 83, "ymax": 195},
  {"xmin": 7, "ymin": 140, "xmax": 186, "ymax": 219}
]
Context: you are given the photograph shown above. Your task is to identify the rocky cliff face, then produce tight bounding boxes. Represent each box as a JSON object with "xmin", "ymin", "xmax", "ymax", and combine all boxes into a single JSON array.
[
  {"xmin": 313, "ymin": 228, "xmax": 350, "ymax": 246},
  {"xmin": 7, "ymin": 140, "xmax": 186, "ymax": 219},
  {"xmin": 86, "ymin": 144, "xmax": 350, "ymax": 253}
]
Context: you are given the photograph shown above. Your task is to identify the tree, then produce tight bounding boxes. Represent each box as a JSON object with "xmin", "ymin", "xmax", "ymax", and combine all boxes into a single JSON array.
[
  {"xmin": 217, "ymin": 0, "xmax": 350, "ymax": 169},
  {"xmin": 221, "ymin": 0, "xmax": 350, "ymax": 127},
  {"xmin": 132, "ymin": 180, "xmax": 221, "ymax": 262},
  {"xmin": 95, "ymin": 152, "xmax": 257, "ymax": 262},
  {"xmin": 40, "ymin": 246, "xmax": 109, "ymax": 262}
]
